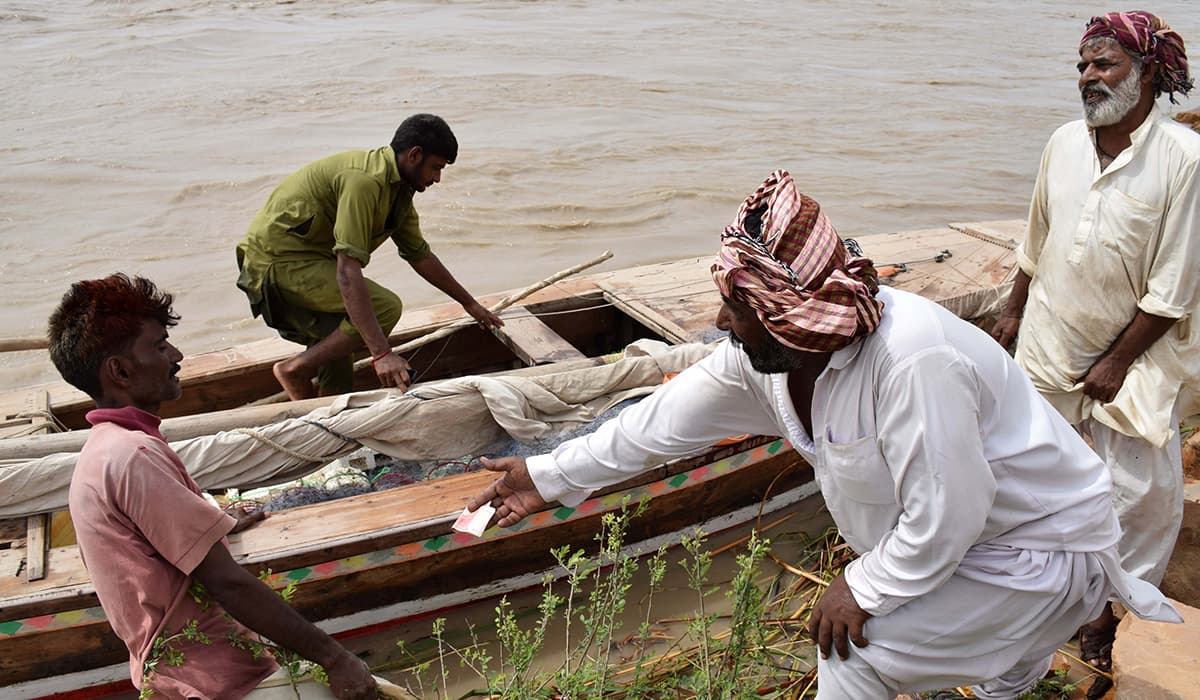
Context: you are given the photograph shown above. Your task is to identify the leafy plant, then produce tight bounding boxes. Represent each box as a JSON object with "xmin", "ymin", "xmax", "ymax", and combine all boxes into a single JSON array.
[
  {"xmin": 139, "ymin": 568, "xmax": 323, "ymax": 699},
  {"xmin": 1017, "ymin": 668, "xmax": 1078, "ymax": 700},
  {"xmin": 391, "ymin": 503, "xmax": 849, "ymax": 698},
  {"xmin": 139, "ymin": 619, "xmax": 211, "ymax": 700}
]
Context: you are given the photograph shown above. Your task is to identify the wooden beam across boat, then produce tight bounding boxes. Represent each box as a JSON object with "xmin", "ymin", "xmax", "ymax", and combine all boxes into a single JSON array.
[{"xmin": 488, "ymin": 307, "xmax": 587, "ymax": 366}]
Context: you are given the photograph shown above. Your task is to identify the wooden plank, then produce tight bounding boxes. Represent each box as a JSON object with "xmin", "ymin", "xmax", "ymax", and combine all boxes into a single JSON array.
[
  {"xmin": 49, "ymin": 511, "xmax": 77, "ymax": 549},
  {"xmin": 25, "ymin": 514, "xmax": 48, "ymax": 581},
  {"xmin": 0, "ymin": 544, "xmax": 96, "ymax": 620},
  {"xmin": 0, "ymin": 389, "xmax": 56, "ymax": 440},
  {"xmin": 12, "ymin": 390, "xmax": 56, "ymax": 580},
  {"xmin": 597, "ymin": 257, "xmax": 721, "ymax": 344},
  {"xmin": 595, "ymin": 227, "xmax": 1024, "ymax": 346},
  {"xmin": 0, "ymin": 385, "xmax": 88, "ymax": 437},
  {"xmin": 0, "ymin": 435, "xmax": 774, "ymax": 618},
  {"xmin": 280, "ymin": 451, "xmax": 810, "ymax": 622},
  {"xmin": 0, "ymin": 401, "xmax": 54, "ymax": 546},
  {"xmin": 0, "ymin": 518, "xmax": 25, "ymax": 550},
  {"xmin": 0, "ymin": 448, "xmax": 808, "ymax": 688},
  {"xmin": 489, "ymin": 307, "xmax": 586, "ymax": 366}
]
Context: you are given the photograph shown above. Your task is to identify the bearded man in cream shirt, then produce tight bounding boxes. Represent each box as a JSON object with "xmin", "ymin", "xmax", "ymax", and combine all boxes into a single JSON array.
[{"xmin": 991, "ymin": 12, "xmax": 1199, "ymax": 689}]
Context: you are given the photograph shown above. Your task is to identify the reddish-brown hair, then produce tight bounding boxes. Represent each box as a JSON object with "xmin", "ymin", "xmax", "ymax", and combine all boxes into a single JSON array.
[{"xmin": 47, "ymin": 274, "xmax": 179, "ymax": 399}]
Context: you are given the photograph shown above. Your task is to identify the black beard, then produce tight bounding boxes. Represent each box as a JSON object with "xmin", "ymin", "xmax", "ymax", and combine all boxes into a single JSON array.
[{"xmin": 729, "ymin": 331, "xmax": 808, "ymax": 374}]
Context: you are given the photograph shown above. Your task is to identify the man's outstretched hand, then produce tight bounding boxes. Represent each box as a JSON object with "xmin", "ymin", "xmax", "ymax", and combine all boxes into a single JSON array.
[
  {"xmin": 465, "ymin": 301, "xmax": 505, "ymax": 331},
  {"xmin": 808, "ymin": 571, "xmax": 871, "ymax": 661},
  {"xmin": 467, "ymin": 456, "xmax": 546, "ymax": 527}
]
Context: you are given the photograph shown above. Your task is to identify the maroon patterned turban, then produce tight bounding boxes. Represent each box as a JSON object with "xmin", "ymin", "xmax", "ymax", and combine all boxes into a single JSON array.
[
  {"xmin": 711, "ymin": 170, "xmax": 883, "ymax": 353},
  {"xmin": 1081, "ymin": 10, "xmax": 1193, "ymax": 103}
]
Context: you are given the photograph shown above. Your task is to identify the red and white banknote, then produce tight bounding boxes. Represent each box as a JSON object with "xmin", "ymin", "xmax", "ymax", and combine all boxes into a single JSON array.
[{"xmin": 452, "ymin": 504, "xmax": 496, "ymax": 537}]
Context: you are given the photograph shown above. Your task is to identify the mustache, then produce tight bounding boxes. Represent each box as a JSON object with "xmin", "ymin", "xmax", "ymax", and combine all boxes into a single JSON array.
[{"xmin": 1081, "ymin": 82, "xmax": 1115, "ymax": 100}]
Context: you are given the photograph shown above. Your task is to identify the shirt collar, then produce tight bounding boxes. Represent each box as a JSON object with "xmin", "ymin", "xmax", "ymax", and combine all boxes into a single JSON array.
[
  {"xmin": 1087, "ymin": 104, "xmax": 1163, "ymax": 152},
  {"xmin": 86, "ymin": 405, "xmax": 165, "ymax": 442},
  {"xmin": 825, "ymin": 286, "xmax": 892, "ymax": 370},
  {"xmin": 826, "ymin": 336, "xmax": 865, "ymax": 370},
  {"xmin": 1127, "ymin": 104, "xmax": 1164, "ymax": 149}
]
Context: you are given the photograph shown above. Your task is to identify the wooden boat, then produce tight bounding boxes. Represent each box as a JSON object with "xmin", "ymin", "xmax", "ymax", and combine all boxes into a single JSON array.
[{"xmin": 0, "ymin": 220, "xmax": 1024, "ymax": 699}]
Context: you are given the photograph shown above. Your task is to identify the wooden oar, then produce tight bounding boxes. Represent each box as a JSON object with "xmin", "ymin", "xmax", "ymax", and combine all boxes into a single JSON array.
[
  {"xmin": 249, "ymin": 250, "xmax": 615, "ymax": 405},
  {"xmin": 0, "ymin": 337, "xmax": 49, "ymax": 353}
]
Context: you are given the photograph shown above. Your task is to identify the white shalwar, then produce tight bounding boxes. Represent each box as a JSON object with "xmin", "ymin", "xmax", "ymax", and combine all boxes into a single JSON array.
[
  {"xmin": 1016, "ymin": 108, "xmax": 1200, "ymax": 583},
  {"xmin": 527, "ymin": 288, "xmax": 1179, "ymax": 699}
]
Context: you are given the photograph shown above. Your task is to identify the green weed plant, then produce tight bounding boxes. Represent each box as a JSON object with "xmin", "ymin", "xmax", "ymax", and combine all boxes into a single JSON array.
[{"xmin": 395, "ymin": 499, "xmax": 848, "ymax": 699}]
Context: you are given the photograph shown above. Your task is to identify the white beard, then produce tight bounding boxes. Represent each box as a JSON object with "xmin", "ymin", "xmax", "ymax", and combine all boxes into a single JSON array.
[{"xmin": 1082, "ymin": 64, "xmax": 1143, "ymax": 127}]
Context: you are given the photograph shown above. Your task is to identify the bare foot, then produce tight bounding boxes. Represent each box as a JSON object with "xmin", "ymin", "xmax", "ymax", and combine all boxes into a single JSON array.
[{"xmin": 273, "ymin": 359, "xmax": 317, "ymax": 400}]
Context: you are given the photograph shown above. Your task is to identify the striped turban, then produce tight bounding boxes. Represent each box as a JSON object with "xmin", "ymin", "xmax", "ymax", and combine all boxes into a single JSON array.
[
  {"xmin": 1082, "ymin": 11, "xmax": 1193, "ymax": 103},
  {"xmin": 711, "ymin": 170, "xmax": 883, "ymax": 353}
]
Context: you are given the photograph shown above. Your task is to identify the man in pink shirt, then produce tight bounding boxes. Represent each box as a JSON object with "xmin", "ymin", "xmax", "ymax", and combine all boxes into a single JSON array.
[{"xmin": 49, "ymin": 274, "xmax": 379, "ymax": 700}]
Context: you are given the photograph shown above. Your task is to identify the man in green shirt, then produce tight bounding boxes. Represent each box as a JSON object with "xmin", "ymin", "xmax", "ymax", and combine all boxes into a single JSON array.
[{"xmin": 236, "ymin": 114, "xmax": 502, "ymax": 399}]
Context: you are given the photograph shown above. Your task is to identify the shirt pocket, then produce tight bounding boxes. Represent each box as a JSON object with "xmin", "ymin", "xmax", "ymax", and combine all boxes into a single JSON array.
[
  {"xmin": 820, "ymin": 433, "xmax": 895, "ymax": 505},
  {"xmin": 287, "ymin": 215, "xmax": 315, "ymax": 238},
  {"xmin": 1096, "ymin": 188, "xmax": 1160, "ymax": 262}
]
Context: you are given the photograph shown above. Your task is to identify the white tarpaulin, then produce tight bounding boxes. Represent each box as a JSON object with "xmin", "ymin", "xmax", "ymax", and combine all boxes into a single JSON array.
[{"xmin": 0, "ymin": 340, "xmax": 713, "ymax": 519}]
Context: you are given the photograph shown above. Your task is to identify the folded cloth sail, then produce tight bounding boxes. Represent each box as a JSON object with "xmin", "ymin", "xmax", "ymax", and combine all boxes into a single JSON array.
[{"xmin": 0, "ymin": 340, "xmax": 713, "ymax": 519}]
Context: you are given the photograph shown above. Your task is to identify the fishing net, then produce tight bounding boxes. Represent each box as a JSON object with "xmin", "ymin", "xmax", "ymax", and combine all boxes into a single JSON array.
[{"xmin": 245, "ymin": 397, "xmax": 644, "ymax": 512}]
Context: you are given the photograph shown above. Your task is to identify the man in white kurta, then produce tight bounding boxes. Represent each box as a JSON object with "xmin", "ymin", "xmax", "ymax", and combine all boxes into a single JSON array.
[
  {"xmin": 992, "ymin": 19, "xmax": 1198, "ymax": 683},
  {"xmin": 471, "ymin": 172, "xmax": 1179, "ymax": 699}
]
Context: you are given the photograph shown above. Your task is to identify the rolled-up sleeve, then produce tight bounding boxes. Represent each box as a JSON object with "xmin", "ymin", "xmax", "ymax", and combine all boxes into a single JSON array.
[
  {"xmin": 1140, "ymin": 159, "xmax": 1200, "ymax": 319},
  {"xmin": 330, "ymin": 172, "xmax": 384, "ymax": 266}
]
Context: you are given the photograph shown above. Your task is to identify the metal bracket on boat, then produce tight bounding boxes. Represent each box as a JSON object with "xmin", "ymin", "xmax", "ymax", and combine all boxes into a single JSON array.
[{"xmin": 880, "ymin": 248, "xmax": 953, "ymax": 268}]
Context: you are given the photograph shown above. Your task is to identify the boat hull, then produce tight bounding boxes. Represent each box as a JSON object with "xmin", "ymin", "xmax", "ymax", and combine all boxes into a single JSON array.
[{"xmin": 2, "ymin": 438, "xmax": 811, "ymax": 698}]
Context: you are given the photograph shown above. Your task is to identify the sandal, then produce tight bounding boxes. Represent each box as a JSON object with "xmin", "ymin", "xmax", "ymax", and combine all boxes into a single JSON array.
[{"xmin": 1078, "ymin": 618, "xmax": 1116, "ymax": 700}]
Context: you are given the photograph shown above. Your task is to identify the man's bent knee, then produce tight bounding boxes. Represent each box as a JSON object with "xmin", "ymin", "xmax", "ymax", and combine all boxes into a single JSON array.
[{"xmin": 816, "ymin": 648, "xmax": 891, "ymax": 700}]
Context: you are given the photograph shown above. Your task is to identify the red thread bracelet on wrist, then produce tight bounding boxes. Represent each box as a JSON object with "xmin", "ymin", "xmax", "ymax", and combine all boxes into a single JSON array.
[{"xmin": 370, "ymin": 350, "xmax": 392, "ymax": 365}]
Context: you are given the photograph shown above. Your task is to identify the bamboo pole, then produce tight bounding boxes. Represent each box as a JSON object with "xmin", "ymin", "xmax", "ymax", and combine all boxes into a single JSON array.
[
  {"xmin": 0, "ymin": 396, "xmax": 336, "ymax": 461},
  {"xmin": 0, "ymin": 355, "xmax": 612, "ymax": 462},
  {"xmin": 248, "ymin": 251, "xmax": 614, "ymax": 406},
  {"xmin": 0, "ymin": 337, "xmax": 48, "ymax": 353}
]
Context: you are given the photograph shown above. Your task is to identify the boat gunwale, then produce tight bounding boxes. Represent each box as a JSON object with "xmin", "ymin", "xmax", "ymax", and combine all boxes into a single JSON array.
[{"xmin": 0, "ymin": 436, "xmax": 779, "ymax": 620}]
